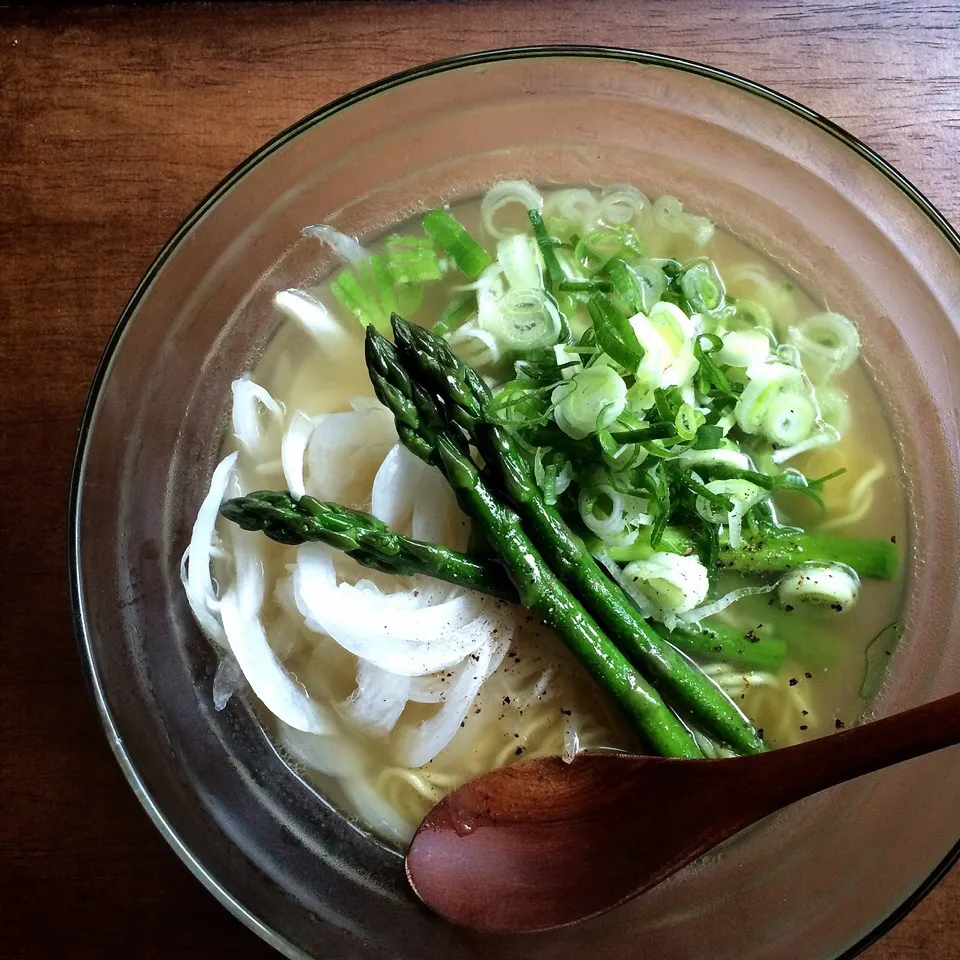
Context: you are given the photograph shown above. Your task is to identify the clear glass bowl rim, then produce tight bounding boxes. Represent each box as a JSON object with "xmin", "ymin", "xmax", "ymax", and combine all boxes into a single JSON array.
[{"xmin": 66, "ymin": 44, "xmax": 960, "ymax": 960}]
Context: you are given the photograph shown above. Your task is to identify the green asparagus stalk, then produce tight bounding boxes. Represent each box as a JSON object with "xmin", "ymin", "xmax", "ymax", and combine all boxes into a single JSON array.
[
  {"xmin": 668, "ymin": 625, "xmax": 787, "ymax": 674},
  {"xmin": 365, "ymin": 325, "xmax": 702, "ymax": 759},
  {"xmin": 221, "ymin": 491, "xmax": 786, "ymax": 674},
  {"xmin": 606, "ymin": 526, "xmax": 899, "ymax": 580},
  {"xmin": 219, "ymin": 491, "xmax": 515, "ymax": 600},
  {"xmin": 391, "ymin": 315, "xmax": 767, "ymax": 755}
]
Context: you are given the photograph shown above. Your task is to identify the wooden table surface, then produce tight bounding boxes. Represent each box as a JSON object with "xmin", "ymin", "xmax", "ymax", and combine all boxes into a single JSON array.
[{"xmin": 2, "ymin": 1, "xmax": 958, "ymax": 957}]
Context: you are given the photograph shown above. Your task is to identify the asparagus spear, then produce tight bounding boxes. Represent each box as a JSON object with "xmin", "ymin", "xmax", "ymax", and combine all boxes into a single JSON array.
[
  {"xmin": 364, "ymin": 325, "xmax": 702, "ymax": 759},
  {"xmin": 220, "ymin": 491, "xmax": 515, "ymax": 600},
  {"xmin": 391, "ymin": 315, "xmax": 766, "ymax": 756},
  {"xmin": 668, "ymin": 625, "xmax": 787, "ymax": 674},
  {"xmin": 606, "ymin": 526, "xmax": 899, "ymax": 580},
  {"xmin": 222, "ymin": 491, "xmax": 787, "ymax": 673}
]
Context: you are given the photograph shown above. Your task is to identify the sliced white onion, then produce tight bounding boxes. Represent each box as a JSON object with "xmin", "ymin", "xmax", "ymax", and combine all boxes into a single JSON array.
[
  {"xmin": 343, "ymin": 774, "xmax": 412, "ymax": 846},
  {"xmin": 212, "ymin": 656, "xmax": 242, "ymax": 711},
  {"xmin": 221, "ymin": 529, "xmax": 335, "ymax": 734},
  {"xmin": 370, "ymin": 442, "xmax": 425, "ymax": 531},
  {"xmin": 231, "ymin": 377, "xmax": 285, "ymax": 459},
  {"xmin": 678, "ymin": 582, "xmax": 778, "ymax": 625},
  {"xmin": 395, "ymin": 638, "xmax": 508, "ymax": 768},
  {"xmin": 306, "ymin": 405, "xmax": 397, "ymax": 506},
  {"xmin": 181, "ymin": 452, "xmax": 239, "ymax": 646},
  {"xmin": 274, "ymin": 289, "xmax": 351, "ymax": 351},
  {"xmin": 301, "ymin": 224, "xmax": 368, "ymax": 265},
  {"xmin": 412, "ymin": 462, "xmax": 468, "ymax": 550},
  {"xmin": 277, "ymin": 722, "xmax": 359, "ymax": 778},
  {"xmin": 281, "ymin": 411, "xmax": 317, "ymax": 500},
  {"xmin": 348, "ymin": 395, "xmax": 385, "ymax": 412},
  {"xmin": 480, "ymin": 180, "xmax": 544, "ymax": 239},
  {"xmin": 407, "ymin": 673, "xmax": 451, "ymax": 704},
  {"xmin": 340, "ymin": 660, "xmax": 411, "ymax": 736},
  {"xmin": 293, "ymin": 543, "xmax": 511, "ymax": 676}
]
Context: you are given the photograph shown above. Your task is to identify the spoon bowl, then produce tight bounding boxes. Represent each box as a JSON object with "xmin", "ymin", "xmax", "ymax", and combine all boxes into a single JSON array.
[{"xmin": 406, "ymin": 691, "xmax": 960, "ymax": 933}]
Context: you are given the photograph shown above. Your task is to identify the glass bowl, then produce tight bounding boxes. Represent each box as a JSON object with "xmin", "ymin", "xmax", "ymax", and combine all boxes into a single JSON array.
[{"xmin": 69, "ymin": 47, "xmax": 960, "ymax": 960}]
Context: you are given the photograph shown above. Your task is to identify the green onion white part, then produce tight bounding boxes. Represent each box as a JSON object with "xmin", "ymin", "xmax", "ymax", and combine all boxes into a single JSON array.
[
  {"xmin": 623, "ymin": 552, "xmax": 710, "ymax": 618},
  {"xmin": 553, "ymin": 365, "xmax": 628, "ymax": 439},
  {"xmin": 777, "ymin": 562, "xmax": 861, "ymax": 612}
]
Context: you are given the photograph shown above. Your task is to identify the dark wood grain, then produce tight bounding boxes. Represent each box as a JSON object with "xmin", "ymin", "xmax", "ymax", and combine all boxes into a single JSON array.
[{"xmin": 0, "ymin": 2, "xmax": 956, "ymax": 958}]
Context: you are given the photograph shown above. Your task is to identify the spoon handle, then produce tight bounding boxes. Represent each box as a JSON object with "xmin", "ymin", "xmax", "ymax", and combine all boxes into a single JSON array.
[{"xmin": 752, "ymin": 689, "xmax": 960, "ymax": 810}]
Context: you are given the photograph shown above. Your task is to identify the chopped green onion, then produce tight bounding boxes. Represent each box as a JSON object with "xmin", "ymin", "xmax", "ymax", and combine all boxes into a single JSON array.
[
  {"xmin": 730, "ymin": 298, "xmax": 774, "ymax": 330},
  {"xmin": 552, "ymin": 365, "xmax": 628, "ymax": 440},
  {"xmin": 384, "ymin": 235, "xmax": 443, "ymax": 284},
  {"xmin": 734, "ymin": 361, "xmax": 808, "ymax": 436},
  {"xmin": 606, "ymin": 257, "xmax": 666, "ymax": 316},
  {"xmin": 488, "ymin": 379, "xmax": 551, "ymax": 427},
  {"xmin": 787, "ymin": 312, "xmax": 861, "ymax": 382},
  {"xmin": 557, "ymin": 278, "xmax": 613, "ymax": 293},
  {"xmin": 691, "ymin": 424, "xmax": 725, "ymax": 450},
  {"xmin": 332, "ymin": 254, "xmax": 418, "ymax": 335},
  {"xmin": 763, "ymin": 393, "xmax": 817, "ymax": 446},
  {"xmin": 528, "ymin": 210, "xmax": 565, "ymax": 290},
  {"xmin": 777, "ymin": 562, "xmax": 861, "ymax": 613},
  {"xmin": 497, "ymin": 234, "xmax": 543, "ymax": 290},
  {"xmin": 715, "ymin": 328, "xmax": 771, "ymax": 368},
  {"xmin": 675, "ymin": 403, "xmax": 706, "ymax": 441},
  {"xmin": 422, "ymin": 208, "xmax": 493, "ymax": 280},
  {"xmin": 587, "ymin": 293, "xmax": 644, "ymax": 370},
  {"xmin": 432, "ymin": 290, "xmax": 477, "ymax": 337},
  {"xmin": 652, "ymin": 386, "xmax": 685, "ymax": 426},
  {"xmin": 681, "ymin": 260, "xmax": 725, "ymax": 314},
  {"xmin": 623, "ymin": 552, "xmax": 709, "ymax": 615},
  {"xmin": 694, "ymin": 333, "xmax": 740, "ymax": 400},
  {"xmin": 491, "ymin": 288, "xmax": 563, "ymax": 352},
  {"xmin": 610, "ymin": 423, "xmax": 674, "ymax": 443}
]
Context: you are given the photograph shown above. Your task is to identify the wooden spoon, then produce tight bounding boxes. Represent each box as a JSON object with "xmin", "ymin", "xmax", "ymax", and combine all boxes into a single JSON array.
[{"xmin": 406, "ymin": 690, "xmax": 960, "ymax": 934}]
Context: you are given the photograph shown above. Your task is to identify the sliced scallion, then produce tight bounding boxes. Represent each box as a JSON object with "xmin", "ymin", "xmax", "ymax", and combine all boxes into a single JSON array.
[
  {"xmin": 587, "ymin": 292, "xmax": 644, "ymax": 370},
  {"xmin": 422, "ymin": 209, "xmax": 493, "ymax": 280}
]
